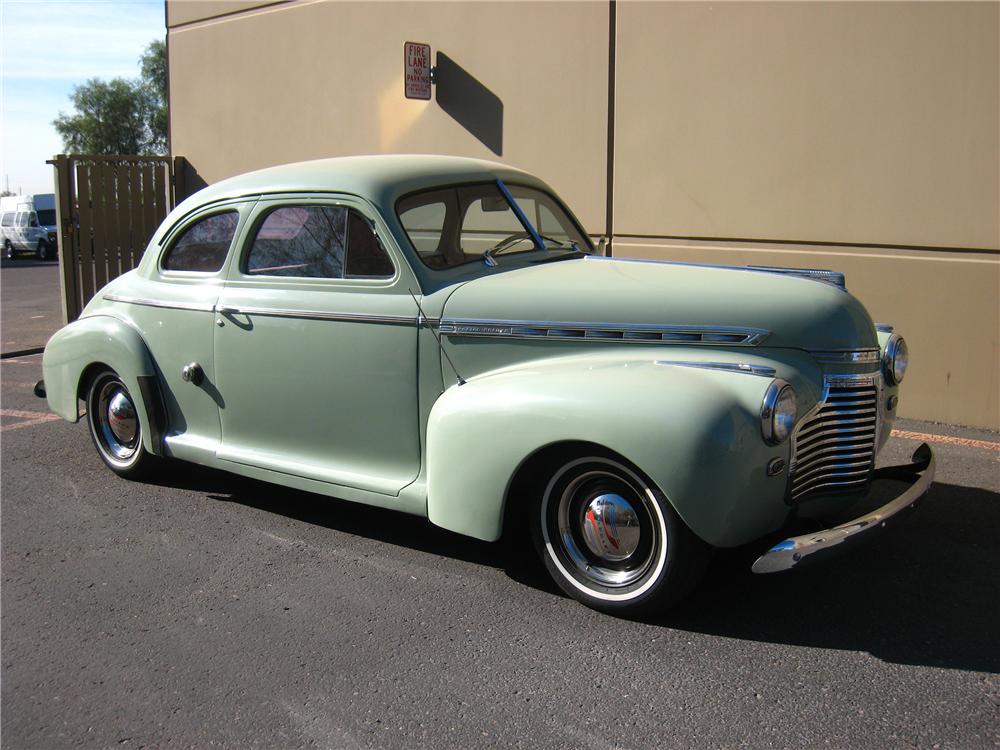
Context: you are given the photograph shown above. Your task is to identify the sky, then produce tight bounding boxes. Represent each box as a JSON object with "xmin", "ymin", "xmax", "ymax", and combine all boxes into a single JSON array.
[{"xmin": 1, "ymin": 0, "xmax": 165, "ymax": 195}]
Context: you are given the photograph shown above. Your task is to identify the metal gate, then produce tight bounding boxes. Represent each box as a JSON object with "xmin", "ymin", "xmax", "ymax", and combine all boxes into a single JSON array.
[{"xmin": 50, "ymin": 154, "xmax": 189, "ymax": 322}]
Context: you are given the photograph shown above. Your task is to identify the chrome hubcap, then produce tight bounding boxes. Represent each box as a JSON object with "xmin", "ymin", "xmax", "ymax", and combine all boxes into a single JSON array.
[
  {"xmin": 107, "ymin": 391, "xmax": 137, "ymax": 445},
  {"xmin": 580, "ymin": 493, "xmax": 641, "ymax": 561},
  {"xmin": 549, "ymin": 464, "xmax": 660, "ymax": 589},
  {"xmin": 95, "ymin": 380, "xmax": 139, "ymax": 461}
]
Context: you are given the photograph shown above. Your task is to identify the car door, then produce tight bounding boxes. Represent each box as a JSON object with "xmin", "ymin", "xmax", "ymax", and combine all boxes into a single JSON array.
[{"xmin": 213, "ymin": 194, "xmax": 422, "ymax": 495}]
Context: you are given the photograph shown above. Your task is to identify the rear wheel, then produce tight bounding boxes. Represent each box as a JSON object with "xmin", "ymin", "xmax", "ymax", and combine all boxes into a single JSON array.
[
  {"xmin": 532, "ymin": 453, "xmax": 708, "ymax": 615},
  {"xmin": 3, "ymin": 239, "xmax": 14, "ymax": 260},
  {"xmin": 85, "ymin": 369, "xmax": 157, "ymax": 479}
]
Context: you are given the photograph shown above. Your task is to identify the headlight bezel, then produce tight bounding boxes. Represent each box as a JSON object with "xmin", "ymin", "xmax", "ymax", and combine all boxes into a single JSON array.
[
  {"xmin": 883, "ymin": 333, "xmax": 908, "ymax": 385},
  {"xmin": 761, "ymin": 379, "xmax": 797, "ymax": 445}
]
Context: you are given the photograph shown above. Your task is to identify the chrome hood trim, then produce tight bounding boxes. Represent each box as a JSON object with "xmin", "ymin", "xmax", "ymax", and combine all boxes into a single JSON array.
[
  {"xmin": 585, "ymin": 255, "xmax": 846, "ymax": 290},
  {"xmin": 808, "ymin": 348, "xmax": 880, "ymax": 364},
  {"xmin": 439, "ymin": 318, "xmax": 770, "ymax": 346}
]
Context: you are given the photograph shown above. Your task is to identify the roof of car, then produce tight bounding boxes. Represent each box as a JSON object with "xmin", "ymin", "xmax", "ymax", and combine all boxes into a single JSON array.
[{"xmin": 173, "ymin": 154, "xmax": 545, "ymax": 216}]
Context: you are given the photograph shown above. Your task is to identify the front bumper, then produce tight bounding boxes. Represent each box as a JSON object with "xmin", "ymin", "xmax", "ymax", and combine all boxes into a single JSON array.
[{"xmin": 752, "ymin": 443, "xmax": 935, "ymax": 573}]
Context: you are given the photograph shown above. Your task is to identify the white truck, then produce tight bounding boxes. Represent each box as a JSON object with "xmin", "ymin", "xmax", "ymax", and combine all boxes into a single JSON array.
[{"xmin": 0, "ymin": 194, "xmax": 58, "ymax": 261}]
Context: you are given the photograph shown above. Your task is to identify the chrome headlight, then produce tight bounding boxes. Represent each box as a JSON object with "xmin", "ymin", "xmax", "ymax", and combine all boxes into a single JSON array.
[
  {"xmin": 883, "ymin": 333, "xmax": 909, "ymax": 385},
  {"xmin": 761, "ymin": 379, "xmax": 797, "ymax": 445}
]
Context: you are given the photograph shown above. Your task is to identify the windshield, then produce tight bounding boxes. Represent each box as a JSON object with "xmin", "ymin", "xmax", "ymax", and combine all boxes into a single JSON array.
[
  {"xmin": 396, "ymin": 182, "xmax": 590, "ymax": 270},
  {"xmin": 36, "ymin": 209, "xmax": 56, "ymax": 226}
]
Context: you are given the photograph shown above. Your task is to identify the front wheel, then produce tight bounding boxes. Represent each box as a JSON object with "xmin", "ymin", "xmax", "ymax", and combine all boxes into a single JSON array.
[
  {"xmin": 36, "ymin": 240, "xmax": 51, "ymax": 260},
  {"xmin": 532, "ymin": 454, "xmax": 708, "ymax": 616},
  {"xmin": 86, "ymin": 369, "xmax": 157, "ymax": 479}
]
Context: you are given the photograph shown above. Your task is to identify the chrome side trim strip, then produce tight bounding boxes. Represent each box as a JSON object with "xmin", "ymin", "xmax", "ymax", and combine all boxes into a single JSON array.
[
  {"xmin": 654, "ymin": 360, "xmax": 777, "ymax": 377},
  {"xmin": 439, "ymin": 318, "xmax": 770, "ymax": 346},
  {"xmin": 808, "ymin": 348, "xmax": 881, "ymax": 364},
  {"xmin": 215, "ymin": 305, "xmax": 417, "ymax": 326},
  {"xmin": 103, "ymin": 293, "xmax": 216, "ymax": 313}
]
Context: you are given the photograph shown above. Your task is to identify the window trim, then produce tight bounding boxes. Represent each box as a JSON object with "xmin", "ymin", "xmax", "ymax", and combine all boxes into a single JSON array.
[
  {"xmin": 235, "ymin": 199, "xmax": 398, "ymax": 285},
  {"xmin": 394, "ymin": 180, "xmax": 594, "ymax": 272},
  {"xmin": 158, "ymin": 207, "xmax": 242, "ymax": 277}
]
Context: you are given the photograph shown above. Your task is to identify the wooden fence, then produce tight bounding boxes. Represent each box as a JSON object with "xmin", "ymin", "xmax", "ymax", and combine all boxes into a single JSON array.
[{"xmin": 50, "ymin": 154, "xmax": 190, "ymax": 322}]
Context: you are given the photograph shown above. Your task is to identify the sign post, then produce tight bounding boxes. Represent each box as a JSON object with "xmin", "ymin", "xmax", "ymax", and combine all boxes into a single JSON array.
[{"xmin": 404, "ymin": 42, "xmax": 432, "ymax": 100}]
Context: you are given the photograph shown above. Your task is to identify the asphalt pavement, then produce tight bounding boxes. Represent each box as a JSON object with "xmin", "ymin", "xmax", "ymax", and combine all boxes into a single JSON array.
[
  {"xmin": 0, "ymin": 256, "xmax": 63, "ymax": 355},
  {"xmin": 1, "ymin": 265, "xmax": 998, "ymax": 749}
]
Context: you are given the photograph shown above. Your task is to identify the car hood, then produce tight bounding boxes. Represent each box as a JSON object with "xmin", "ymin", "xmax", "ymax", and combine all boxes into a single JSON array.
[{"xmin": 440, "ymin": 256, "xmax": 877, "ymax": 350}]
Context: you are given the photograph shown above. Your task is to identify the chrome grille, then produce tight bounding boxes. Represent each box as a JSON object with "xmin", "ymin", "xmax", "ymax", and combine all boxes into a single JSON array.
[{"xmin": 789, "ymin": 379, "xmax": 879, "ymax": 501}]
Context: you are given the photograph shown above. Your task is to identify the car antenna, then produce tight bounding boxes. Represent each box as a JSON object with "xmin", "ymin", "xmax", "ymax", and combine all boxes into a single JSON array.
[{"xmin": 409, "ymin": 288, "xmax": 466, "ymax": 386}]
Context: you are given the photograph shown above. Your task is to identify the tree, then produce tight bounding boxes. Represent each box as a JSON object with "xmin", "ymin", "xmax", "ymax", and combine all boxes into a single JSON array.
[
  {"xmin": 140, "ymin": 40, "xmax": 168, "ymax": 152},
  {"xmin": 53, "ymin": 39, "xmax": 167, "ymax": 155}
]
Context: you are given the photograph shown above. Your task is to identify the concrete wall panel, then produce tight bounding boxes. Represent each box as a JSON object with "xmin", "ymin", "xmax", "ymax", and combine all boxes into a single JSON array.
[
  {"xmin": 167, "ymin": 1, "xmax": 287, "ymax": 28},
  {"xmin": 168, "ymin": 0, "xmax": 609, "ymax": 230},
  {"xmin": 614, "ymin": 2, "xmax": 1000, "ymax": 250}
]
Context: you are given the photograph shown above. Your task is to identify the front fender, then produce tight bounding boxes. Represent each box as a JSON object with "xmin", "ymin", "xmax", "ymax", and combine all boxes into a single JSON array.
[
  {"xmin": 42, "ymin": 315, "xmax": 162, "ymax": 454},
  {"xmin": 426, "ymin": 355, "xmax": 793, "ymax": 547}
]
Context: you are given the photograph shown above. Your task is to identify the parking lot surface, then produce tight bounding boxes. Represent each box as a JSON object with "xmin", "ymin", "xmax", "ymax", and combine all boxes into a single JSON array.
[{"xmin": 1, "ymin": 268, "xmax": 998, "ymax": 749}]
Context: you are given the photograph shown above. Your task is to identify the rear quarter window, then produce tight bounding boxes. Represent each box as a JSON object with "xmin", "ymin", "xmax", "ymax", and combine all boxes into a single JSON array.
[{"xmin": 161, "ymin": 211, "xmax": 239, "ymax": 273}]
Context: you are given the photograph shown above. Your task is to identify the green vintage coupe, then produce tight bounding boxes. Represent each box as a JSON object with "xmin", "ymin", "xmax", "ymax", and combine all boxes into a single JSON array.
[{"xmin": 39, "ymin": 155, "xmax": 934, "ymax": 614}]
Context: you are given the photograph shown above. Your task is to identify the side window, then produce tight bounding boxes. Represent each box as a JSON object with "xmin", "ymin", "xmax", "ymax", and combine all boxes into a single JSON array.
[
  {"xmin": 16, "ymin": 212, "xmax": 27, "ymax": 228},
  {"xmin": 0, "ymin": 213, "xmax": 13, "ymax": 227},
  {"xmin": 344, "ymin": 211, "xmax": 394, "ymax": 278},
  {"xmin": 245, "ymin": 205, "xmax": 393, "ymax": 279},
  {"xmin": 162, "ymin": 211, "xmax": 238, "ymax": 273}
]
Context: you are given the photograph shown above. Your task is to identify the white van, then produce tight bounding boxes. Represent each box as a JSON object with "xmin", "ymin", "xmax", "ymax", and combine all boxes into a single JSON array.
[{"xmin": 0, "ymin": 194, "xmax": 58, "ymax": 261}]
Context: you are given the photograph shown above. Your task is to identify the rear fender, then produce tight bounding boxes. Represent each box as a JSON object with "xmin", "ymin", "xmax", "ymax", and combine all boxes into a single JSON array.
[
  {"xmin": 42, "ymin": 315, "xmax": 164, "ymax": 455},
  {"xmin": 426, "ymin": 355, "xmax": 794, "ymax": 548}
]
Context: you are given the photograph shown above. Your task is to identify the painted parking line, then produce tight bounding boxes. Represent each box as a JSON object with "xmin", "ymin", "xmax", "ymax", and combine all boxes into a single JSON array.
[
  {"xmin": 891, "ymin": 429, "xmax": 1000, "ymax": 452},
  {"xmin": 0, "ymin": 408, "xmax": 61, "ymax": 432}
]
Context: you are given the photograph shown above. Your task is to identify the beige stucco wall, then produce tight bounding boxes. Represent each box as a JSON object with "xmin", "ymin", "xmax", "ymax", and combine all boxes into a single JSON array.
[
  {"xmin": 614, "ymin": 1, "xmax": 999, "ymax": 250},
  {"xmin": 166, "ymin": 1, "xmax": 287, "ymax": 28},
  {"xmin": 168, "ymin": 0, "xmax": 609, "ymax": 231},
  {"xmin": 167, "ymin": 0, "xmax": 1000, "ymax": 429}
]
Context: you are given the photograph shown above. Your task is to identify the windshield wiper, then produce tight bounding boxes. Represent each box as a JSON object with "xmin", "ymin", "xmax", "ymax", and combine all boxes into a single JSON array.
[{"xmin": 483, "ymin": 233, "xmax": 567, "ymax": 267}]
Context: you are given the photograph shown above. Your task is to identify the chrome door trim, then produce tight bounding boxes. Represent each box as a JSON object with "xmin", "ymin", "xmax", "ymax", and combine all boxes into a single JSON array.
[
  {"xmin": 215, "ymin": 304, "xmax": 417, "ymax": 326},
  {"xmin": 103, "ymin": 293, "xmax": 216, "ymax": 313}
]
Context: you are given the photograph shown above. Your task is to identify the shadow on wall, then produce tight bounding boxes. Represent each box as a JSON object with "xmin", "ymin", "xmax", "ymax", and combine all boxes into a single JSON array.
[
  {"xmin": 435, "ymin": 52, "xmax": 504, "ymax": 156},
  {"xmin": 175, "ymin": 158, "xmax": 208, "ymax": 202}
]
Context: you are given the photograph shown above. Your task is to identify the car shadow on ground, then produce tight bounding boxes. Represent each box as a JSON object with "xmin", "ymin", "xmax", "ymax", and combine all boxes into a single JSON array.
[{"xmin": 150, "ymin": 463, "xmax": 998, "ymax": 674}]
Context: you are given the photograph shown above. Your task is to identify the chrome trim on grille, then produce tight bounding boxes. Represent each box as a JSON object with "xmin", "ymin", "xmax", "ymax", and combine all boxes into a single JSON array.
[
  {"xmin": 103, "ymin": 294, "xmax": 216, "ymax": 313},
  {"xmin": 808, "ymin": 348, "xmax": 880, "ymax": 364},
  {"xmin": 215, "ymin": 305, "xmax": 416, "ymax": 326},
  {"xmin": 654, "ymin": 361, "xmax": 777, "ymax": 377},
  {"xmin": 439, "ymin": 318, "xmax": 770, "ymax": 346},
  {"xmin": 788, "ymin": 374, "xmax": 882, "ymax": 502}
]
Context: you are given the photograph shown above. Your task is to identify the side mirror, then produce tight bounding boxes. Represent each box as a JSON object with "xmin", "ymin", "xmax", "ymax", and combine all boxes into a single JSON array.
[{"xmin": 596, "ymin": 237, "xmax": 607, "ymax": 256}]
